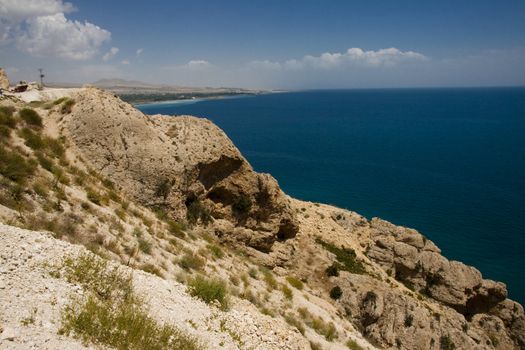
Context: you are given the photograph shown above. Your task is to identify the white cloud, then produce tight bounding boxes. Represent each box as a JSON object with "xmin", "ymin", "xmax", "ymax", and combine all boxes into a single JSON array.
[
  {"xmin": 0, "ymin": 0, "xmax": 110, "ymax": 60},
  {"xmin": 249, "ymin": 47, "xmax": 427, "ymax": 71},
  {"xmin": 136, "ymin": 48, "xmax": 143, "ymax": 56},
  {"xmin": 15, "ymin": 13, "xmax": 110, "ymax": 60},
  {"xmin": 0, "ymin": 0, "xmax": 74, "ymax": 20},
  {"xmin": 102, "ymin": 46, "xmax": 119, "ymax": 61},
  {"xmin": 185, "ymin": 60, "xmax": 212, "ymax": 70},
  {"xmin": 121, "ymin": 59, "xmax": 130, "ymax": 65}
]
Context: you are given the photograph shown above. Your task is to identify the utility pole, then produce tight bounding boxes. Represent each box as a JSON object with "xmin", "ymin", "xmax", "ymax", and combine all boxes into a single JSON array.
[{"xmin": 38, "ymin": 68, "xmax": 45, "ymax": 89}]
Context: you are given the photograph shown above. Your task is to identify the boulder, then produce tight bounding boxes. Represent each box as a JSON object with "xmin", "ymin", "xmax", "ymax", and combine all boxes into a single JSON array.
[{"xmin": 0, "ymin": 68, "xmax": 10, "ymax": 90}]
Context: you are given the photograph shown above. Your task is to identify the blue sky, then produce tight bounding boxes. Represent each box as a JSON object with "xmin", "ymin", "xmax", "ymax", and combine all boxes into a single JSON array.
[{"xmin": 1, "ymin": 0, "xmax": 524, "ymax": 88}]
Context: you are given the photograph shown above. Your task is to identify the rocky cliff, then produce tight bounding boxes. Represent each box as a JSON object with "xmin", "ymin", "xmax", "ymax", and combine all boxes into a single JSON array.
[{"xmin": 1, "ymin": 85, "xmax": 523, "ymax": 350}]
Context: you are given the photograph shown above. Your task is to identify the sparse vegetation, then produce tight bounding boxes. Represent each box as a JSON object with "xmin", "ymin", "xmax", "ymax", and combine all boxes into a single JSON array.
[
  {"xmin": 138, "ymin": 238, "xmax": 152, "ymax": 254},
  {"xmin": 19, "ymin": 108, "xmax": 42, "ymax": 128},
  {"xmin": 284, "ymin": 314, "xmax": 305, "ymax": 335},
  {"xmin": 440, "ymin": 335, "xmax": 455, "ymax": 350},
  {"xmin": 0, "ymin": 145, "xmax": 37, "ymax": 183},
  {"xmin": 60, "ymin": 98, "xmax": 76, "ymax": 114},
  {"xmin": 54, "ymin": 253, "xmax": 202, "ymax": 350},
  {"xmin": 316, "ymin": 238, "xmax": 366, "ymax": 275},
  {"xmin": 188, "ymin": 276, "xmax": 228, "ymax": 309},
  {"xmin": 286, "ymin": 276, "xmax": 304, "ymax": 290},
  {"xmin": 207, "ymin": 244, "xmax": 224, "ymax": 259},
  {"xmin": 281, "ymin": 284, "xmax": 293, "ymax": 300},
  {"xmin": 178, "ymin": 253, "xmax": 205, "ymax": 271},
  {"xmin": 346, "ymin": 340, "xmax": 364, "ymax": 350}
]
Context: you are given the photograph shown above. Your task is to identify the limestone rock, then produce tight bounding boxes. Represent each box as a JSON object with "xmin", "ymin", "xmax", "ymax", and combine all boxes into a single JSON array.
[
  {"xmin": 63, "ymin": 88, "xmax": 299, "ymax": 258},
  {"xmin": 366, "ymin": 217, "xmax": 507, "ymax": 316},
  {"xmin": 0, "ymin": 68, "xmax": 9, "ymax": 90}
]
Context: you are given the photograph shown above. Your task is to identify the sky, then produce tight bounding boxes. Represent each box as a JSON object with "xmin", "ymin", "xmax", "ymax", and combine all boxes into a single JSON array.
[{"xmin": 1, "ymin": 0, "xmax": 525, "ymax": 89}]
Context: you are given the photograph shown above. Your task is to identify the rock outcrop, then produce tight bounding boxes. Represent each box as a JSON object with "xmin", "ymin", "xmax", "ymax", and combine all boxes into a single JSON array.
[
  {"xmin": 0, "ymin": 68, "xmax": 9, "ymax": 90},
  {"xmin": 62, "ymin": 88, "xmax": 299, "ymax": 257}
]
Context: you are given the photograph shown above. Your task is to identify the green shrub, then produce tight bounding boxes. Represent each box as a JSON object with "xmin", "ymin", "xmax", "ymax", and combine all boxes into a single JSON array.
[
  {"xmin": 0, "ymin": 146, "xmax": 36, "ymax": 183},
  {"xmin": 346, "ymin": 340, "xmax": 364, "ymax": 350},
  {"xmin": 0, "ymin": 125, "xmax": 11, "ymax": 138},
  {"xmin": 19, "ymin": 127, "xmax": 44, "ymax": 149},
  {"xmin": 0, "ymin": 106, "xmax": 16, "ymax": 121},
  {"xmin": 404, "ymin": 314, "xmax": 413, "ymax": 327},
  {"xmin": 281, "ymin": 284, "xmax": 293, "ymax": 300},
  {"xmin": 232, "ymin": 194, "xmax": 252, "ymax": 214},
  {"xmin": 186, "ymin": 199, "xmax": 211, "ymax": 226},
  {"xmin": 188, "ymin": 276, "xmax": 228, "ymax": 309},
  {"xmin": 86, "ymin": 188, "xmax": 103, "ymax": 205},
  {"xmin": 35, "ymin": 152, "xmax": 53, "ymax": 171},
  {"xmin": 53, "ymin": 97, "xmax": 68, "ymax": 105},
  {"xmin": 138, "ymin": 239, "xmax": 152, "ymax": 255},
  {"xmin": 286, "ymin": 276, "xmax": 304, "ymax": 290},
  {"xmin": 178, "ymin": 253, "xmax": 205, "ymax": 271},
  {"xmin": 207, "ymin": 244, "xmax": 223, "ymax": 259},
  {"xmin": 166, "ymin": 219, "xmax": 185, "ymax": 238},
  {"xmin": 329, "ymin": 286, "xmax": 342, "ymax": 300},
  {"xmin": 284, "ymin": 314, "xmax": 305, "ymax": 335},
  {"xmin": 325, "ymin": 263, "xmax": 340, "ymax": 277},
  {"xmin": 261, "ymin": 268, "xmax": 278, "ymax": 291},
  {"xmin": 60, "ymin": 98, "xmax": 75, "ymax": 114},
  {"xmin": 316, "ymin": 238, "xmax": 366, "ymax": 275},
  {"xmin": 440, "ymin": 335, "xmax": 455, "ymax": 350},
  {"xmin": 19, "ymin": 108, "xmax": 42, "ymax": 128},
  {"xmin": 56, "ymin": 253, "xmax": 202, "ymax": 350},
  {"xmin": 140, "ymin": 263, "xmax": 162, "ymax": 277}
]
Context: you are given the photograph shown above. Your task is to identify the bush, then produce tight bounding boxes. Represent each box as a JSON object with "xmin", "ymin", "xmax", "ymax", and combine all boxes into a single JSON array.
[
  {"xmin": 140, "ymin": 263, "xmax": 162, "ymax": 277},
  {"xmin": 261, "ymin": 268, "xmax": 278, "ymax": 291},
  {"xmin": 138, "ymin": 239, "xmax": 152, "ymax": 255},
  {"xmin": 325, "ymin": 263, "xmax": 340, "ymax": 277},
  {"xmin": 281, "ymin": 284, "xmax": 293, "ymax": 300},
  {"xmin": 19, "ymin": 127, "xmax": 44, "ymax": 149},
  {"xmin": 329, "ymin": 286, "xmax": 343, "ymax": 300},
  {"xmin": 404, "ymin": 314, "xmax": 413, "ymax": 327},
  {"xmin": 316, "ymin": 238, "xmax": 366, "ymax": 275},
  {"xmin": 440, "ymin": 335, "xmax": 455, "ymax": 350},
  {"xmin": 0, "ymin": 146, "xmax": 36, "ymax": 183},
  {"xmin": 55, "ymin": 253, "xmax": 202, "ymax": 350},
  {"xmin": 0, "ymin": 125, "xmax": 10, "ymax": 138},
  {"xmin": 86, "ymin": 188, "xmax": 103, "ymax": 205},
  {"xmin": 232, "ymin": 194, "xmax": 252, "ymax": 214},
  {"xmin": 188, "ymin": 276, "xmax": 228, "ymax": 309},
  {"xmin": 284, "ymin": 314, "xmax": 305, "ymax": 335},
  {"xmin": 0, "ymin": 107, "xmax": 16, "ymax": 128},
  {"xmin": 19, "ymin": 108, "xmax": 42, "ymax": 128},
  {"xmin": 178, "ymin": 253, "xmax": 205, "ymax": 271},
  {"xmin": 286, "ymin": 276, "xmax": 304, "ymax": 290},
  {"xmin": 60, "ymin": 98, "xmax": 75, "ymax": 114},
  {"xmin": 186, "ymin": 199, "xmax": 211, "ymax": 226},
  {"xmin": 166, "ymin": 219, "xmax": 185, "ymax": 238},
  {"xmin": 207, "ymin": 244, "xmax": 223, "ymax": 259},
  {"xmin": 346, "ymin": 340, "xmax": 364, "ymax": 350}
]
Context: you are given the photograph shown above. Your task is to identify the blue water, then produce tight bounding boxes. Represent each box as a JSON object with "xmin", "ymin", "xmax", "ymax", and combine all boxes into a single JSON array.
[{"xmin": 138, "ymin": 88, "xmax": 525, "ymax": 305}]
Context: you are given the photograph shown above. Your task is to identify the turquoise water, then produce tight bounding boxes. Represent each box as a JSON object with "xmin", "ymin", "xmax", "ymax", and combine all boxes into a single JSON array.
[{"xmin": 138, "ymin": 88, "xmax": 525, "ymax": 304}]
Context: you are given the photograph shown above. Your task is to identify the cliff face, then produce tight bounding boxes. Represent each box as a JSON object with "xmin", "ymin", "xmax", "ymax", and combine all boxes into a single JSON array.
[
  {"xmin": 1, "ymin": 86, "xmax": 524, "ymax": 350},
  {"xmin": 63, "ymin": 88, "xmax": 298, "ymax": 259}
]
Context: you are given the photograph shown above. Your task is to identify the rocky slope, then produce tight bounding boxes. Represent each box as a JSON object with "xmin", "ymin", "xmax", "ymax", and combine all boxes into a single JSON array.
[{"xmin": 1, "ymin": 83, "xmax": 523, "ymax": 350}]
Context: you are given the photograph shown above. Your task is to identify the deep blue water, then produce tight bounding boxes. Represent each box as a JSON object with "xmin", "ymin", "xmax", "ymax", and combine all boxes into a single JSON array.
[{"xmin": 138, "ymin": 88, "xmax": 525, "ymax": 305}]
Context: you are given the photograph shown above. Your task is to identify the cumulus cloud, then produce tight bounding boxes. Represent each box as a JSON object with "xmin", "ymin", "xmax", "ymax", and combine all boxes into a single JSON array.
[
  {"xmin": 136, "ymin": 48, "xmax": 143, "ymax": 56},
  {"xmin": 0, "ymin": 0, "xmax": 74, "ymax": 20},
  {"xmin": 121, "ymin": 59, "xmax": 130, "ymax": 65},
  {"xmin": 102, "ymin": 47, "xmax": 119, "ymax": 61},
  {"xmin": 249, "ymin": 47, "xmax": 427, "ymax": 71},
  {"xmin": 0, "ymin": 0, "xmax": 110, "ymax": 60}
]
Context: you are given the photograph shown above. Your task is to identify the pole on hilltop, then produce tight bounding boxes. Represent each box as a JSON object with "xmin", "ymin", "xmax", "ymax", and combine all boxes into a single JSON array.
[{"xmin": 38, "ymin": 68, "xmax": 45, "ymax": 90}]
